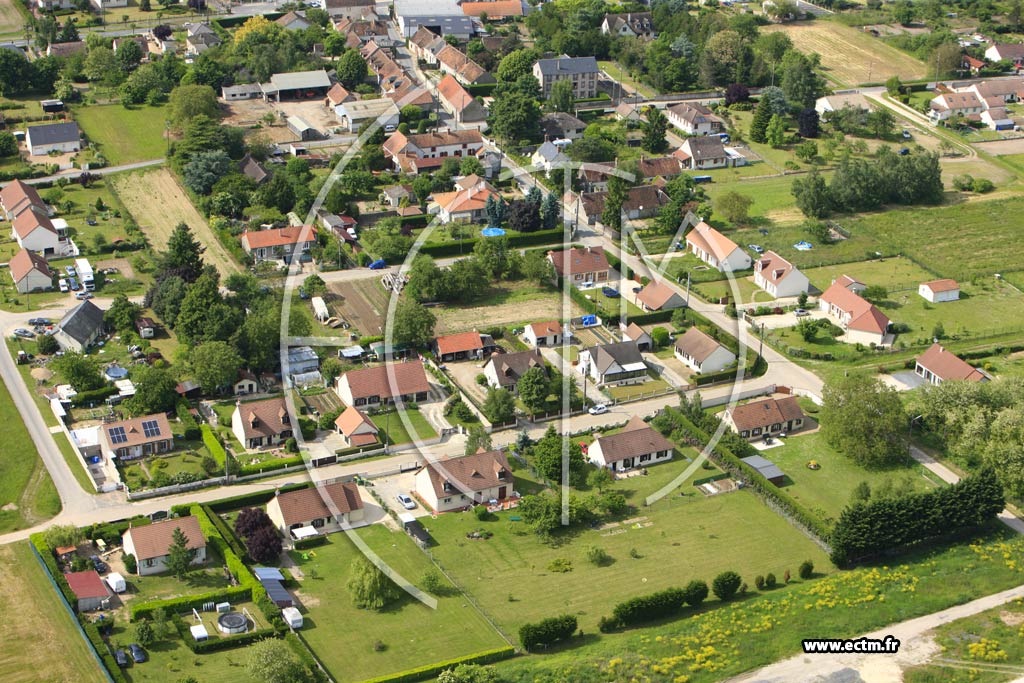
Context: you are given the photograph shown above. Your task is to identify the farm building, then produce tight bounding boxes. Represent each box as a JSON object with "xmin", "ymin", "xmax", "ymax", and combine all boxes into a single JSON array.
[
  {"xmin": 334, "ymin": 98, "xmax": 400, "ymax": 132},
  {"xmin": 261, "ymin": 70, "xmax": 333, "ymax": 101},
  {"xmin": 918, "ymin": 279, "xmax": 960, "ymax": 303}
]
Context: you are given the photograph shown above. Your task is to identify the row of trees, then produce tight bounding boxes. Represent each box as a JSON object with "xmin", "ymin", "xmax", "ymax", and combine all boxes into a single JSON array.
[{"xmin": 792, "ymin": 149, "xmax": 943, "ymax": 219}]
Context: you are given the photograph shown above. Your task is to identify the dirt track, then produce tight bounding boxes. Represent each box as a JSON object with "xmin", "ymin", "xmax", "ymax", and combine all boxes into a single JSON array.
[{"xmin": 113, "ymin": 168, "xmax": 240, "ymax": 278}]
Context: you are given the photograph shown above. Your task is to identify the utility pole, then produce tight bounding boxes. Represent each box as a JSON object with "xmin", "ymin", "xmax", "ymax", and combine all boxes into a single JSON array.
[{"xmin": 684, "ymin": 271, "xmax": 691, "ymax": 307}]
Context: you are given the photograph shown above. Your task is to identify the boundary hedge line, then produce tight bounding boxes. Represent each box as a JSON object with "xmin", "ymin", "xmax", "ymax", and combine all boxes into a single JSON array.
[
  {"xmin": 237, "ymin": 455, "xmax": 304, "ymax": 476},
  {"xmin": 177, "ymin": 400, "xmax": 200, "ymax": 440},
  {"xmin": 205, "ymin": 482, "xmax": 309, "ymax": 513},
  {"xmin": 417, "ymin": 228, "xmax": 563, "ymax": 258},
  {"xmin": 519, "ymin": 615, "xmax": 577, "ymax": 651},
  {"xmin": 80, "ymin": 615, "xmax": 128, "ymax": 683},
  {"xmin": 201, "ymin": 503, "xmax": 249, "ymax": 562},
  {"xmin": 357, "ymin": 646, "xmax": 516, "ymax": 683},
  {"xmin": 30, "ymin": 533, "xmax": 78, "ymax": 606},
  {"xmin": 294, "ymin": 535, "xmax": 328, "ymax": 550},
  {"xmin": 201, "ymin": 424, "xmax": 225, "ymax": 465}
]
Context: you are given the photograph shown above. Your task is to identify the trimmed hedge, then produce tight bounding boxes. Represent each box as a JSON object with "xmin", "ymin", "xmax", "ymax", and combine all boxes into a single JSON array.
[
  {"xmin": 177, "ymin": 400, "xmax": 200, "ymax": 440},
  {"xmin": 628, "ymin": 309, "xmax": 674, "ymax": 326},
  {"xmin": 70, "ymin": 386, "xmax": 118, "ymax": 406},
  {"xmin": 80, "ymin": 616, "xmax": 130, "ymax": 683},
  {"xmin": 201, "ymin": 503, "xmax": 248, "ymax": 562},
  {"xmin": 465, "ymin": 83, "xmax": 497, "ymax": 97},
  {"xmin": 830, "ymin": 468, "xmax": 1004, "ymax": 566},
  {"xmin": 294, "ymin": 535, "xmax": 328, "ymax": 550},
  {"xmin": 85, "ymin": 516, "xmax": 151, "ymax": 545},
  {"xmin": 201, "ymin": 424, "xmax": 226, "ymax": 466},
  {"xmin": 358, "ymin": 646, "xmax": 516, "ymax": 683},
  {"xmin": 237, "ymin": 455, "xmax": 304, "ymax": 476},
  {"xmin": 519, "ymin": 614, "xmax": 577, "ymax": 651},
  {"xmin": 30, "ymin": 533, "xmax": 77, "ymax": 606},
  {"xmin": 130, "ymin": 585, "xmax": 252, "ymax": 621},
  {"xmin": 206, "ymin": 482, "xmax": 309, "ymax": 513},
  {"xmin": 171, "ymin": 613, "xmax": 275, "ymax": 653},
  {"xmin": 610, "ymin": 587, "xmax": 686, "ymax": 627}
]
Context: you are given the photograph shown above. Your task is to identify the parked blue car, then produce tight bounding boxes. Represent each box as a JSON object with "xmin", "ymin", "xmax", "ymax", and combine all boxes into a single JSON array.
[
  {"xmin": 602, "ymin": 287, "xmax": 620, "ymax": 298},
  {"xmin": 368, "ymin": 259, "xmax": 387, "ymax": 270}
]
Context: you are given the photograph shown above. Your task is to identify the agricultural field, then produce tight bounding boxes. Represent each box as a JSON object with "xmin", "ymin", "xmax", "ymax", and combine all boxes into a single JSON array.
[
  {"xmin": 495, "ymin": 529, "xmax": 1024, "ymax": 683},
  {"xmin": 113, "ymin": 168, "xmax": 240, "ymax": 278},
  {"xmin": 761, "ymin": 20, "xmax": 927, "ymax": 86},
  {"xmin": 328, "ymin": 278, "xmax": 391, "ymax": 337},
  {"xmin": 766, "ymin": 431, "xmax": 941, "ymax": 526},
  {"xmin": 0, "ymin": 0, "xmax": 27, "ymax": 36},
  {"xmin": 0, "ymin": 544, "xmax": 107, "ymax": 683},
  {"xmin": 426, "ymin": 456, "xmax": 832, "ymax": 636},
  {"xmin": 73, "ymin": 104, "xmax": 169, "ymax": 165},
  {"xmin": 289, "ymin": 525, "xmax": 508, "ymax": 682}
]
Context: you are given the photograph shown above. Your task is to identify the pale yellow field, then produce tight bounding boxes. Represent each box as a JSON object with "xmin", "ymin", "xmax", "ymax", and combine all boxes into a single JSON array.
[
  {"xmin": 0, "ymin": 0, "xmax": 27, "ymax": 35},
  {"xmin": 762, "ymin": 21, "xmax": 927, "ymax": 86}
]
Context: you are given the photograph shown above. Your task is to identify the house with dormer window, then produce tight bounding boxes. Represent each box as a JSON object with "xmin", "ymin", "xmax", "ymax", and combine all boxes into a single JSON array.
[
  {"xmin": 414, "ymin": 450, "xmax": 512, "ymax": 512},
  {"xmin": 230, "ymin": 397, "xmax": 294, "ymax": 450}
]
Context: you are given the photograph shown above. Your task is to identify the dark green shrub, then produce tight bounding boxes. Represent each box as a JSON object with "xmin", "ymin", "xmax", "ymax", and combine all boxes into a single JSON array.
[
  {"xmin": 754, "ymin": 574, "xmax": 765, "ymax": 590},
  {"xmin": 764, "ymin": 573, "xmax": 777, "ymax": 588},
  {"xmin": 518, "ymin": 615, "xmax": 577, "ymax": 651},
  {"xmin": 799, "ymin": 560, "xmax": 814, "ymax": 579},
  {"xmin": 712, "ymin": 571, "xmax": 742, "ymax": 601},
  {"xmin": 610, "ymin": 587, "xmax": 686, "ymax": 627},
  {"xmin": 682, "ymin": 579, "xmax": 708, "ymax": 607}
]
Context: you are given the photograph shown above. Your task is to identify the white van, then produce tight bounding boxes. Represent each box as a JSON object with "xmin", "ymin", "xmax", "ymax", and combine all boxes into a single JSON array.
[{"xmin": 59, "ymin": 279, "xmax": 69, "ymax": 293}]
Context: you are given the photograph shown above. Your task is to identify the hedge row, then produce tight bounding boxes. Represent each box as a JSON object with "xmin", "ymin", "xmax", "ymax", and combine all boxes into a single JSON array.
[
  {"xmin": 201, "ymin": 503, "xmax": 248, "ymax": 562},
  {"xmin": 653, "ymin": 407, "xmax": 832, "ymax": 544},
  {"xmin": 80, "ymin": 616, "xmax": 129, "ymax": 683},
  {"xmin": 85, "ymin": 516, "xmax": 151, "ymax": 545},
  {"xmin": 237, "ymin": 455, "xmax": 304, "ymax": 477},
  {"xmin": 628, "ymin": 309, "xmax": 674, "ymax": 326},
  {"xmin": 206, "ymin": 482, "xmax": 308, "ymax": 513},
  {"xmin": 830, "ymin": 468, "xmax": 1004, "ymax": 566},
  {"xmin": 465, "ymin": 83, "xmax": 497, "ymax": 97},
  {"xmin": 417, "ymin": 227, "xmax": 563, "ymax": 258},
  {"xmin": 201, "ymin": 424, "xmax": 227, "ymax": 466},
  {"xmin": 177, "ymin": 400, "xmax": 200, "ymax": 440},
  {"xmin": 601, "ymin": 581, "xmax": 708, "ymax": 631},
  {"xmin": 294, "ymin": 535, "xmax": 328, "ymax": 551},
  {"xmin": 518, "ymin": 614, "xmax": 577, "ymax": 651},
  {"xmin": 358, "ymin": 646, "xmax": 516, "ymax": 683},
  {"xmin": 70, "ymin": 386, "xmax": 118, "ymax": 406},
  {"xmin": 130, "ymin": 584, "xmax": 252, "ymax": 621},
  {"xmin": 29, "ymin": 533, "xmax": 77, "ymax": 607}
]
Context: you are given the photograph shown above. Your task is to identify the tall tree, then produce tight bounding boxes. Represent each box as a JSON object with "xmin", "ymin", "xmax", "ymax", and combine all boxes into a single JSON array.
[
  {"xmin": 749, "ymin": 97, "xmax": 772, "ymax": 144},
  {"xmin": 765, "ymin": 114, "xmax": 786, "ymax": 147},
  {"xmin": 821, "ymin": 374, "xmax": 909, "ymax": 469},
  {"xmin": 540, "ymin": 192, "xmax": 560, "ymax": 229},
  {"xmin": 347, "ymin": 556, "xmax": 401, "ymax": 609},
  {"xmin": 165, "ymin": 527, "xmax": 194, "ymax": 579},
  {"xmin": 336, "ymin": 49, "xmax": 368, "ymax": 88},
  {"xmin": 797, "ymin": 107, "xmax": 820, "ymax": 138},
  {"xmin": 391, "ymin": 299, "xmax": 436, "ymax": 346},
  {"xmin": 791, "ymin": 167, "xmax": 831, "ymax": 218},
  {"xmin": 246, "ymin": 638, "xmax": 307, "ymax": 683},
  {"xmin": 52, "ymin": 352, "xmax": 103, "ymax": 391},
  {"xmin": 517, "ymin": 366, "xmax": 550, "ymax": 415},
  {"xmin": 483, "ymin": 387, "xmax": 516, "ymax": 424},
  {"xmin": 487, "ymin": 90, "xmax": 541, "ymax": 143},
  {"xmin": 602, "ymin": 175, "xmax": 628, "ymax": 231},
  {"xmin": 103, "ymin": 294, "xmax": 142, "ymax": 334},
  {"xmin": 714, "ymin": 191, "xmax": 753, "ymax": 225},
  {"xmin": 161, "ymin": 223, "xmax": 205, "ymax": 281},
  {"xmin": 641, "ymin": 106, "xmax": 669, "ymax": 153},
  {"xmin": 125, "ymin": 366, "xmax": 178, "ymax": 416},
  {"xmin": 530, "ymin": 426, "xmax": 587, "ymax": 486},
  {"xmin": 168, "ymin": 84, "xmax": 220, "ymax": 128},
  {"xmin": 190, "ymin": 341, "xmax": 243, "ymax": 393}
]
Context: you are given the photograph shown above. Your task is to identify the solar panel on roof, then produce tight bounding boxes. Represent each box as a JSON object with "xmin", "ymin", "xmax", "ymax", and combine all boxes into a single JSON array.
[
  {"xmin": 141, "ymin": 419, "xmax": 161, "ymax": 438},
  {"xmin": 109, "ymin": 426, "xmax": 127, "ymax": 444}
]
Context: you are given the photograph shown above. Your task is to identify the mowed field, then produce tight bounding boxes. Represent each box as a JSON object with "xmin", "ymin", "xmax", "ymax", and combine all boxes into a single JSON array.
[
  {"xmin": 434, "ymin": 282, "xmax": 581, "ymax": 335},
  {"xmin": 73, "ymin": 104, "xmax": 168, "ymax": 165},
  {"xmin": 113, "ymin": 168, "xmax": 239, "ymax": 278},
  {"xmin": 0, "ymin": 544, "xmax": 107, "ymax": 683},
  {"xmin": 762, "ymin": 21, "xmax": 927, "ymax": 86},
  {"xmin": 0, "ymin": 0, "xmax": 27, "ymax": 35}
]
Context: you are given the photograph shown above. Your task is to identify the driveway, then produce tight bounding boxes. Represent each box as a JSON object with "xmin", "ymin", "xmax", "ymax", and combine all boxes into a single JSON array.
[
  {"xmin": 751, "ymin": 309, "xmax": 830, "ymax": 331},
  {"xmin": 369, "ymin": 471, "xmax": 430, "ymax": 518},
  {"xmin": 881, "ymin": 370, "xmax": 927, "ymax": 392}
]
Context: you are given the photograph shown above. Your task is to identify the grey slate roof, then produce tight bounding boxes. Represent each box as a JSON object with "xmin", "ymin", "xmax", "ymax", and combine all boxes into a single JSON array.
[
  {"xmin": 263, "ymin": 70, "xmax": 332, "ymax": 93},
  {"xmin": 403, "ymin": 15, "xmax": 476, "ymax": 33},
  {"xmin": 584, "ymin": 341, "xmax": 644, "ymax": 374},
  {"xmin": 535, "ymin": 56, "xmax": 599, "ymax": 76},
  {"xmin": 741, "ymin": 455, "xmax": 785, "ymax": 481},
  {"xmin": 58, "ymin": 300, "xmax": 104, "ymax": 346},
  {"xmin": 27, "ymin": 122, "xmax": 80, "ymax": 146}
]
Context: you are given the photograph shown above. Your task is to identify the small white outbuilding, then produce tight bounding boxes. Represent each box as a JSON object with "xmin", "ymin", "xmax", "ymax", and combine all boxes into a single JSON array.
[{"xmin": 282, "ymin": 606, "xmax": 304, "ymax": 629}]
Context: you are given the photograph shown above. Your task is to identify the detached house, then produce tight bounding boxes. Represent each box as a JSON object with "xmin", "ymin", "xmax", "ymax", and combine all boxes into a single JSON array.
[
  {"xmin": 334, "ymin": 406, "xmax": 380, "ymax": 447},
  {"xmin": 414, "ymin": 450, "xmax": 513, "ymax": 513},
  {"xmin": 589, "ymin": 415, "xmax": 673, "ymax": 472},
  {"xmin": 524, "ymin": 321, "xmax": 563, "ymax": 347},
  {"xmin": 665, "ymin": 102, "xmax": 724, "ymax": 136},
  {"xmin": 576, "ymin": 185, "xmax": 671, "ymax": 225},
  {"xmin": 25, "ymin": 122, "xmax": 80, "ymax": 156},
  {"xmin": 101, "ymin": 413, "xmax": 173, "ymax": 461},
  {"xmin": 673, "ymin": 136, "xmax": 742, "ymax": 170},
  {"xmin": 123, "ymin": 517, "xmax": 207, "ymax": 576},
  {"xmin": 434, "ymin": 331, "xmax": 497, "ymax": 362},
  {"xmin": 231, "ymin": 397, "xmax": 294, "ymax": 450},
  {"xmin": 266, "ymin": 481, "xmax": 365, "ymax": 537},
  {"xmin": 429, "ymin": 176, "xmax": 501, "ymax": 223},
  {"xmin": 12, "ymin": 208, "xmax": 67, "ymax": 256},
  {"xmin": 54, "ymin": 300, "xmax": 105, "ymax": 353},
  {"xmin": 579, "ymin": 341, "xmax": 648, "ymax": 385},
  {"xmin": 620, "ymin": 322, "xmax": 653, "ymax": 351},
  {"xmin": 685, "ymin": 222, "xmax": 751, "ymax": 272},
  {"xmin": 9, "ymin": 248, "xmax": 53, "ymax": 293},
  {"xmin": 437, "ymin": 74, "xmax": 488, "ymax": 124},
  {"xmin": 240, "ymin": 225, "xmax": 317, "ymax": 263},
  {"xmin": 915, "ymin": 343, "xmax": 988, "ymax": 385},
  {"xmin": 483, "ymin": 349, "xmax": 547, "ymax": 390},
  {"xmin": 723, "ymin": 396, "xmax": 806, "ymax": 440},
  {"xmin": 929, "ymin": 91, "xmax": 984, "ymax": 121},
  {"xmin": 382, "ymin": 129, "xmax": 485, "ymax": 175},
  {"xmin": 753, "ymin": 251, "xmax": 809, "ymax": 298},
  {"xmin": 335, "ymin": 360, "xmax": 431, "ymax": 407},
  {"xmin": 674, "ymin": 327, "xmax": 735, "ymax": 374},
  {"xmin": 984, "ymin": 43, "xmax": 1024, "ymax": 65},
  {"xmin": 601, "ymin": 12, "xmax": 656, "ymax": 39},
  {"xmin": 540, "ymin": 112, "xmax": 587, "ymax": 141},
  {"xmin": 0, "ymin": 179, "xmax": 47, "ymax": 219},
  {"xmin": 531, "ymin": 141, "xmax": 570, "ymax": 173},
  {"xmin": 818, "ymin": 278, "xmax": 891, "ymax": 346},
  {"xmin": 547, "ymin": 246, "xmax": 610, "ymax": 284},
  {"xmin": 634, "ymin": 280, "xmax": 685, "ymax": 312}
]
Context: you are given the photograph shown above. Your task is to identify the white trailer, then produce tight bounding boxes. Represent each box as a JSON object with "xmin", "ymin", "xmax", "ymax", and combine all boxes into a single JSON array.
[{"xmin": 74, "ymin": 258, "xmax": 95, "ymax": 291}]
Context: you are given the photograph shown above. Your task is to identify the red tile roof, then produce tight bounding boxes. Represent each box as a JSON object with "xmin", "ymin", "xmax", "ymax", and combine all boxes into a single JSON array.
[
  {"xmin": 921, "ymin": 278, "xmax": 959, "ymax": 293},
  {"xmin": 236, "ymin": 396, "xmax": 293, "ymax": 441},
  {"xmin": 820, "ymin": 282, "xmax": 890, "ymax": 334},
  {"xmin": 64, "ymin": 570, "xmax": 109, "ymax": 599},
  {"xmin": 417, "ymin": 450, "xmax": 511, "ymax": 498},
  {"xmin": 334, "ymin": 405, "xmax": 378, "ymax": 438},
  {"xmin": 124, "ymin": 516, "xmax": 206, "ymax": 561},
  {"xmin": 460, "ymin": 0, "xmax": 523, "ymax": 17},
  {"xmin": 546, "ymin": 246, "xmax": 610, "ymax": 277},
  {"xmin": 8, "ymin": 248, "xmax": 52, "ymax": 282},
  {"xmin": 339, "ymin": 360, "xmax": 431, "ymax": 401},
  {"xmin": 592, "ymin": 415, "xmax": 674, "ymax": 464},
  {"xmin": 241, "ymin": 225, "xmax": 317, "ymax": 250},
  {"xmin": 12, "ymin": 207, "xmax": 56, "ymax": 239},
  {"xmin": 674, "ymin": 327, "xmax": 730, "ymax": 363},
  {"xmin": 727, "ymin": 396, "xmax": 805, "ymax": 433},
  {"xmin": 685, "ymin": 222, "xmax": 741, "ymax": 263},
  {"xmin": 436, "ymin": 74, "xmax": 477, "ymax": 113},
  {"xmin": 635, "ymin": 280, "xmax": 680, "ymax": 310},
  {"xmin": 527, "ymin": 320, "xmax": 562, "ymax": 337},
  {"xmin": 917, "ymin": 343, "xmax": 986, "ymax": 382},
  {"xmin": 272, "ymin": 481, "xmax": 364, "ymax": 526},
  {"xmin": 754, "ymin": 251, "xmax": 798, "ymax": 286},
  {"xmin": 0, "ymin": 179, "xmax": 45, "ymax": 216},
  {"xmin": 436, "ymin": 331, "xmax": 485, "ymax": 356}
]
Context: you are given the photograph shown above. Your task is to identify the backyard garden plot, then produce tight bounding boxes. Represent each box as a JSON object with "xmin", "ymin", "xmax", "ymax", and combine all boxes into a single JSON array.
[
  {"xmin": 765, "ymin": 432, "xmax": 941, "ymax": 526},
  {"xmin": 73, "ymin": 104, "xmax": 170, "ymax": 165},
  {"xmin": 425, "ymin": 458, "xmax": 832, "ymax": 635},
  {"xmin": 0, "ymin": 544, "xmax": 108, "ymax": 683},
  {"xmin": 289, "ymin": 526, "xmax": 507, "ymax": 682},
  {"xmin": 761, "ymin": 21, "xmax": 927, "ymax": 86},
  {"xmin": 328, "ymin": 278, "xmax": 390, "ymax": 337}
]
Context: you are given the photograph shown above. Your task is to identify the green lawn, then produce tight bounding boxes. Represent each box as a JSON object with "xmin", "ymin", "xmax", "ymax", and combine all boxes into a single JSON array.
[
  {"xmin": 597, "ymin": 61, "xmax": 658, "ymax": 98},
  {"xmin": 767, "ymin": 431, "xmax": 941, "ymax": 526},
  {"xmin": 0, "ymin": 543, "xmax": 107, "ymax": 683},
  {"xmin": 904, "ymin": 599, "xmax": 1024, "ymax": 683},
  {"xmin": 704, "ymin": 174, "xmax": 825, "ymax": 225},
  {"xmin": 121, "ymin": 563, "xmax": 233, "ymax": 604},
  {"xmin": 800, "ymin": 255, "xmax": 935, "ymax": 293},
  {"xmin": 56, "ymin": 431, "xmax": 95, "ymax": 493},
  {"xmin": 604, "ymin": 375, "xmax": 672, "ymax": 400},
  {"xmin": 496, "ymin": 527, "xmax": 1024, "ymax": 683},
  {"xmin": 424, "ymin": 457, "xmax": 832, "ymax": 635},
  {"xmin": 370, "ymin": 407, "xmax": 438, "ymax": 445},
  {"xmin": 0, "ymin": 377, "xmax": 60, "ymax": 533},
  {"xmin": 73, "ymin": 103, "xmax": 169, "ymax": 165},
  {"xmin": 849, "ymin": 197, "xmax": 1024, "ymax": 280},
  {"xmin": 289, "ymin": 526, "xmax": 508, "ymax": 682}
]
